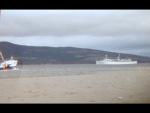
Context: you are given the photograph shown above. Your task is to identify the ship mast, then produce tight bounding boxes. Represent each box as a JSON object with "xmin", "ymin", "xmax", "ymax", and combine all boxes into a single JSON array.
[
  {"xmin": 105, "ymin": 54, "xmax": 108, "ymax": 59},
  {"xmin": 0, "ymin": 51, "xmax": 4, "ymax": 61},
  {"xmin": 0, "ymin": 11, "xmax": 3, "ymax": 61},
  {"xmin": 117, "ymin": 54, "xmax": 120, "ymax": 60}
]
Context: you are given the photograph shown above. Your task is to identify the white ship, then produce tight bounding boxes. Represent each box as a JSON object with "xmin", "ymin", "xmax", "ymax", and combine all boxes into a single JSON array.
[
  {"xmin": 96, "ymin": 54, "xmax": 138, "ymax": 65},
  {"xmin": 0, "ymin": 51, "xmax": 18, "ymax": 70}
]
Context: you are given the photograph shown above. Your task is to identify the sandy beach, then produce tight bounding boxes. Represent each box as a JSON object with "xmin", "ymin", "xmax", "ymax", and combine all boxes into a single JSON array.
[{"xmin": 0, "ymin": 64, "xmax": 150, "ymax": 103}]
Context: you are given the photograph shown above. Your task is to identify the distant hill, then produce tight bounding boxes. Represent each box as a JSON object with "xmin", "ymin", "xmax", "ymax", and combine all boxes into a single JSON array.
[{"xmin": 0, "ymin": 41, "xmax": 150, "ymax": 64}]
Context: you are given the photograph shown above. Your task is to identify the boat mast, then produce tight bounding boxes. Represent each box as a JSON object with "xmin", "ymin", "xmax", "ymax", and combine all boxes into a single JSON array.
[
  {"xmin": 0, "ymin": 11, "xmax": 5, "ymax": 62},
  {"xmin": 0, "ymin": 11, "xmax": 4, "ymax": 61},
  {"xmin": 0, "ymin": 51, "xmax": 4, "ymax": 61}
]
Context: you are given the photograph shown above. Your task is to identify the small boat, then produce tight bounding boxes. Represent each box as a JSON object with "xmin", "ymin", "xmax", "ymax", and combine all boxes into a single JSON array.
[
  {"xmin": 0, "ymin": 51, "xmax": 18, "ymax": 70},
  {"xmin": 96, "ymin": 54, "xmax": 138, "ymax": 65}
]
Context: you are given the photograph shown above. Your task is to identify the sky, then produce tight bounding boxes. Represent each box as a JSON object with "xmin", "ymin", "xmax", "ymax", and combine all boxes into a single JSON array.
[{"xmin": 0, "ymin": 10, "xmax": 150, "ymax": 57}]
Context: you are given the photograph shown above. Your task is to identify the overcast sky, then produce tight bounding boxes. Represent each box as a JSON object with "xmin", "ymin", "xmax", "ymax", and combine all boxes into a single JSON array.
[{"xmin": 0, "ymin": 10, "xmax": 150, "ymax": 57}]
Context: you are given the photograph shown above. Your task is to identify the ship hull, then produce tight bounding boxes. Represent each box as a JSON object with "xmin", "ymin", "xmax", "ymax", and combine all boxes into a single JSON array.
[
  {"xmin": 0, "ymin": 60, "xmax": 18, "ymax": 70},
  {"xmin": 96, "ymin": 61, "xmax": 138, "ymax": 65}
]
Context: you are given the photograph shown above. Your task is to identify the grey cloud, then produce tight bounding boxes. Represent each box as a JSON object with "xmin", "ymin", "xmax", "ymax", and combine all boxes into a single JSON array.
[
  {"xmin": 0, "ymin": 10, "xmax": 150, "ymax": 57},
  {"xmin": 1, "ymin": 10, "xmax": 150, "ymax": 37}
]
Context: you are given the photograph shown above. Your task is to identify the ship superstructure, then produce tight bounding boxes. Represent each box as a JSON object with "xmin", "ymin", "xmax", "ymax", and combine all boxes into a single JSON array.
[
  {"xmin": 96, "ymin": 54, "xmax": 138, "ymax": 65},
  {"xmin": 0, "ymin": 51, "xmax": 18, "ymax": 70}
]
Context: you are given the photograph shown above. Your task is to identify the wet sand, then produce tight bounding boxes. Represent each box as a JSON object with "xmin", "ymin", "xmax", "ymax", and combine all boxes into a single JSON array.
[{"xmin": 0, "ymin": 64, "xmax": 150, "ymax": 103}]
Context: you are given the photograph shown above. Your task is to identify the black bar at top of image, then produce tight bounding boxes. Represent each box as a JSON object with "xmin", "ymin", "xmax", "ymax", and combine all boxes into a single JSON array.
[{"xmin": 0, "ymin": 0, "xmax": 150, "ymax": 9}]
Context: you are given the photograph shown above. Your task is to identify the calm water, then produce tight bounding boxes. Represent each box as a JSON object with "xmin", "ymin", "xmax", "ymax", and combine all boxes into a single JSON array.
[{"xmin": 0, "ymin": 63, "xmax": 150, "ymax": 78}]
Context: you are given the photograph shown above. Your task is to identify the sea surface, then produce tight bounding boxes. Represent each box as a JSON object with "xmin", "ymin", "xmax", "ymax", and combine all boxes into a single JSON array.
[{"xmin": 0, "ymin": 63, "xmax": 150, "ymax": 78}]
